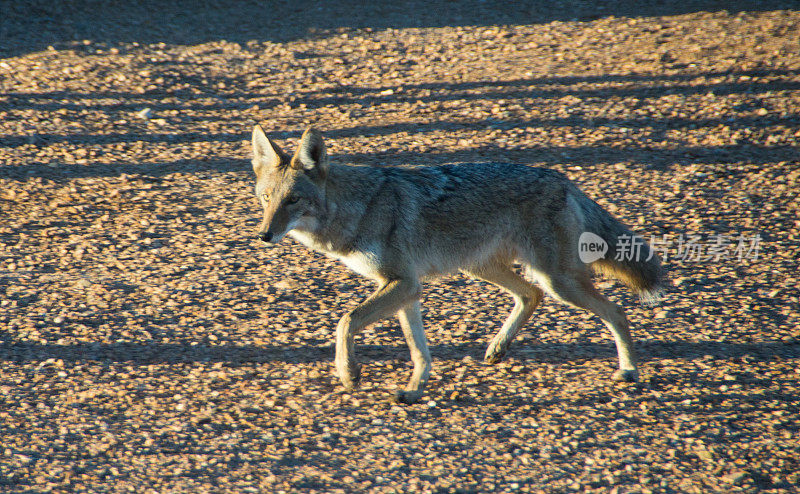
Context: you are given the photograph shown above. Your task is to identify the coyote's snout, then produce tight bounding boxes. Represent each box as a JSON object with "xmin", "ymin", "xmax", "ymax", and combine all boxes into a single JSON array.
[{"xmin": 250, "ymin": 125, "xmax": 665, "ymax": 404}]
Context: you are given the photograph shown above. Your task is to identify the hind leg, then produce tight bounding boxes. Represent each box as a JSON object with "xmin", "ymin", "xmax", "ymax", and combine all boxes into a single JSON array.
[
  {"xmin": 536, "ymin": 268, "xmax": 638, "ymax": 381},
  {"xmin": 465, "ymin": 262, "xmax": 543, "ymax": 364}
]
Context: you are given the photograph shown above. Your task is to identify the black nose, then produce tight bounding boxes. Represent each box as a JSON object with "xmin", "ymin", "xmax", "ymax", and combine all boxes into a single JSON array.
[{"xmin": 258, "ymin": 232, "xmax": 272, "ymax": 243}]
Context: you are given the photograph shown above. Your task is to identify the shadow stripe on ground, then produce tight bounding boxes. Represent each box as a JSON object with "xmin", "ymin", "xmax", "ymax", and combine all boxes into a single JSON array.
[{"xmin": 2, "ymin": 340, "xmax": 797, "ymax": 364}]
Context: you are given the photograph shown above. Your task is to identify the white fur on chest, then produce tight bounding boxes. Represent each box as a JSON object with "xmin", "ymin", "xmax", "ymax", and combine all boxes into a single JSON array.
[
  {"xmin": 289, "ymin": 230, "xmax": 382, "ymax": 279},
  {"xmin": 337, "ymin": 248, "xmax": 382, "ymax": 278}
]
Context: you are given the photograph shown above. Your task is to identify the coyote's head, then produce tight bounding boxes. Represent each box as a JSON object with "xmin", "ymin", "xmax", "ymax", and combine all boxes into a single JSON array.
[{"xmin": 251, "ymin": 125, "xmax": 328, "ymax": 244}]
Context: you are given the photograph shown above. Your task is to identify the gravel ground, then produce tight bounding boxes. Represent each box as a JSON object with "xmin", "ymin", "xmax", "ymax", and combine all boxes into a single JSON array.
[{"xmin": 2, "ymin": 1, "xmax": 800, "ymax": 492}]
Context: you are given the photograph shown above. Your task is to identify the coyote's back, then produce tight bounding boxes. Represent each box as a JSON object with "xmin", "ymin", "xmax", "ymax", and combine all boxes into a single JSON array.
[{"xmin": 250, "ymin": 125, "xmax": 666, "ymax": 404}]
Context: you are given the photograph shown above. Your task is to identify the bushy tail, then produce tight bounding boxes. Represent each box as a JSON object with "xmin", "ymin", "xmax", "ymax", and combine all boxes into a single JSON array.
[{"xmin": 577, "ymin": 194, "xmax": 667, "ymax": 304}]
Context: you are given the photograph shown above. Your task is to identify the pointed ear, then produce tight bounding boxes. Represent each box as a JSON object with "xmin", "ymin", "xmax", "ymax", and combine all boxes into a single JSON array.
[
  {"xmin": 291, "ymin": 127, "xmax": 328, "ymax": 179},
  {"xmin": 252, "ymin": 124, "xmax": 285, "ymax": 172}
]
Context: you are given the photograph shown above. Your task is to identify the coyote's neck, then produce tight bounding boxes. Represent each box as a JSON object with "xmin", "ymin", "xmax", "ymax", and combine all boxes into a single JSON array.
[{"xmin": 290, "ymin": 163, "xmax": 382, "ymax": 256}]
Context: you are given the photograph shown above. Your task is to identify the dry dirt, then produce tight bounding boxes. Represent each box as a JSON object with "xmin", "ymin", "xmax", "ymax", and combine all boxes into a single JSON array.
[{"xmin": 1, "ymin": 1, "xmax": 799, "ymax": 493}]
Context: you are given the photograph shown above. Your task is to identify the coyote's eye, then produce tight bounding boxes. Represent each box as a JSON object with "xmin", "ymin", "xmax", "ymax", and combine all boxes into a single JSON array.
[
  {"xmin": 261, "ymin": 193, "xmax": 269, "ymax": 201},
  {"xmin": 286, "ymin": 195, "xmax": 300, "ymax": 205}
]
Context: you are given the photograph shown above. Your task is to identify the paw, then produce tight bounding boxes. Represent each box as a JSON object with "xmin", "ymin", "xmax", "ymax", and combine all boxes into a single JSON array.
[
  {"xmin": 337, "ymin": 363, "xmax": 362, "ymax": 391},
  {"xmin": 613, "ymin": 368, "xmax": 639, "ymax": 383},
  {"xmin": 392, "ymin": 389, "xmax": 423, "ymax": 405},
  {"xmin": 484, "ymin": 347, "xmax": 506, "ymax": 365}
]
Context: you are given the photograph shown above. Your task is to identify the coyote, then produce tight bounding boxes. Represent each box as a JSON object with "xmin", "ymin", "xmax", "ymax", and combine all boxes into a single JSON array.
[{"xmin": 250, "ymin": 125, "xmax": 665, "ymax": 404}]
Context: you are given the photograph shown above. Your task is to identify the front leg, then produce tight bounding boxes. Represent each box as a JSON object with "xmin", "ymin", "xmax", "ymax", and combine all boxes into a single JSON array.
[
  {"xmin": 394, "ymin": 300, "xmax": 432, "ymax": 404},
  {"xmin": 335, "ymin": 278, "xmax": 421, "ymax": 391}
]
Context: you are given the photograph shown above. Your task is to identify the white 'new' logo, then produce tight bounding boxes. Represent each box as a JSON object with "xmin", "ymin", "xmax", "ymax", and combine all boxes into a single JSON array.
[{"xmin": 578, "ymin": 232, "xmax": 608, "ymax": 263}]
